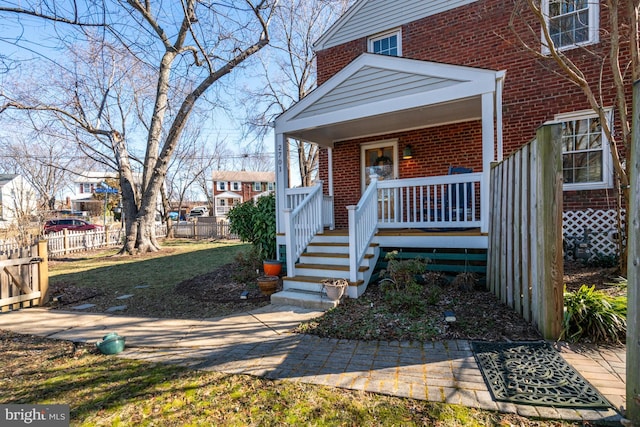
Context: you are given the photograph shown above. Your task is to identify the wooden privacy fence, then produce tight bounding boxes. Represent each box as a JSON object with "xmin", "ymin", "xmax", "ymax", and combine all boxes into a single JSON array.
[
  {"xmin": 487, "ymin": 124, "xmax": 564, "ymax": 340},
  {"xmin": 0, "ymin": 240, "xmax": 48, "ymax": 311}
]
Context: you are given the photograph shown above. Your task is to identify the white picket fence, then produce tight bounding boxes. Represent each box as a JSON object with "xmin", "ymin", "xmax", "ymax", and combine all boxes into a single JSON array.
[
  {"xmin": 171, "ymin": 221, "xmax": 238, "ymax": 240},
  {"xmin": 563, "ymin": 208, "xmax": 625, "ymax": 261}
]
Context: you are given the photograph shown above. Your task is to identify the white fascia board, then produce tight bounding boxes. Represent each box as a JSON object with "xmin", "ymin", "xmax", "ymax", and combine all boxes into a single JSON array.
[
  {"xmin": 275, "ymin": 54, "xmax": 498, "ymax": 134},
  {"xmin": 277, "ymin": 80, "xmax": 494, "ymax": 135}
]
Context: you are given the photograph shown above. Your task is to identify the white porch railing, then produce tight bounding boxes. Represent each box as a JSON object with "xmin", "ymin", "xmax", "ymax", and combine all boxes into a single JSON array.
[
  {"xmin": 286, "ymin": 184, "xmax": 334, "ymax": 229},
  {"xmin": 347, "ymin": 176, "xmax": 379, "ymax": 282},
  {"xmin": 215, "ymin": 206, "xmax": 231, "ymax": 215},
  {"xmin": 377, "ymin": 173, "xmax": 482, "ymax": 228},
  {"xmin": 283, "ymin": 183, "xmax": 324, "ymax": 277}
]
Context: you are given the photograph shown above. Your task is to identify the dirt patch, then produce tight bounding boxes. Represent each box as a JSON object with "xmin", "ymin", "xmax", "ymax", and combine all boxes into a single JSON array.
[
  {"xmin": 174, "ymin": 262, "xmax": 272, "ymax": 302},
  {"xmin": 563, "ymin": 260, "xmax": 623, "ymax": 291}
]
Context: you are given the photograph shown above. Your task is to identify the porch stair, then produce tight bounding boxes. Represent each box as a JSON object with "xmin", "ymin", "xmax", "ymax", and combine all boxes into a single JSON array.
[{"xmin": 271, "ymin": 231, "xmax": 379, "ymax": 310}]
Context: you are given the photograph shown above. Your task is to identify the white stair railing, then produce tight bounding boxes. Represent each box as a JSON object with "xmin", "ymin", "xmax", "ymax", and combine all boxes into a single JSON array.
[
  {"xmin": 283, "ymin": 182, "xmax": 324, "ymax": 277},
  {"xmin": 347, "ymin": 175, "xmax": 379, "ymax": 283}
]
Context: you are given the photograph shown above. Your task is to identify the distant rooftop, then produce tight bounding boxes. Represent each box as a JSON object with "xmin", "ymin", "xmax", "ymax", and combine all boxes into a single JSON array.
[{"xmin": 211, "ymin": 171, "xmax": 275, "ymax": 182}]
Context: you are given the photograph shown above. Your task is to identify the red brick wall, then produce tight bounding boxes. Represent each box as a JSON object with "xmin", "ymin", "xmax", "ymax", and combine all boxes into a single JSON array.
[
  {"xmin": 316, "ymin": 0, "xmax": 628, "ymax": 218},
  {"xmin": 325, "ymin": 123, "xmax": 483, "ymax": 227}
]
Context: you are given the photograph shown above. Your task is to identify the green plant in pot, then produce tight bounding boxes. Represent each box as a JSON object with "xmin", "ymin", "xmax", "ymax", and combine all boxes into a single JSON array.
[{"xmin": 228, "ymin": 193, "xmax": 280, "ymax": 274}]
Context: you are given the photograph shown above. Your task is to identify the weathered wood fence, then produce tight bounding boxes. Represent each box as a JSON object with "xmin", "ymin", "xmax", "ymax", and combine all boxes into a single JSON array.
[
  {"xmin": 487, "ymin": 124, "xmax": 564, "ymax": 340},
  {"xmin": 0, "ymin": 240, "xmax": 48, "ymax": 311}
]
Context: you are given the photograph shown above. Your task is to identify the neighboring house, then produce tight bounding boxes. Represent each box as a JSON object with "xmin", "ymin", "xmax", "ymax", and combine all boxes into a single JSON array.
[
  {"xmin": 272, "ymin": 0, "xmax": 628, "ymax": 305},
  {"xmin": 58, "ymin": 171, "xmax": 118, "ymax": 214},
  {"xmin": 211, "ymin": 171, "xmax": 275, "ymax": 219},
  {"xmin": 0, "ymin": 174, "xmax": 38, "ymax": 224}
]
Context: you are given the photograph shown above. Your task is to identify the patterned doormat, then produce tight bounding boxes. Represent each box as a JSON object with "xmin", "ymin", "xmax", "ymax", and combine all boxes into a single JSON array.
[{"xmin": 471, "ymin": 341, "xmax": 612, "ymax": 408}]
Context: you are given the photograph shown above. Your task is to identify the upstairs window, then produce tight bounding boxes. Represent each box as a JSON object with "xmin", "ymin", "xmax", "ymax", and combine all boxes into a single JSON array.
[
  {"xmin": 253, "ymin": 182, "xmax": 262, "ymax": 192},
  {"xmin": 368, "ymin": 29, "xmax": 401, "ymax": 56},
  {"xmin": 216, "ymin": 181, "xmax": 226, "ymax": 191},
  {"xmin": 543, "ymin": 0, "xmax": 599, "ymax": 51},
  {"xmin": 231, "ymin": 182, "xmax": 241, "ymax": 191},
  {"xmin": 556, "ymin": 110, "xmax": 612, "ymax": 191},
  {"xmin": 267, "ymin": 182, "xmax": 275, "ymax": 191}
]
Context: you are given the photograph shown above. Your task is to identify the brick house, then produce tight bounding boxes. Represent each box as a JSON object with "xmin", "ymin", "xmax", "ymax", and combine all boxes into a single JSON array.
[
  {"xmin": 211, "ymin": 171, "xmax": 275, "ymax": 219},
  {"xmin": 272, "ymin": 0, "xmax": 628, "ymax": 306}
]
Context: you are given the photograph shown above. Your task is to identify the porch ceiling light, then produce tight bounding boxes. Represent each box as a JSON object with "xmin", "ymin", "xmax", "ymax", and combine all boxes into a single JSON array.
[{"xmin": 402, "ymin": 145, "xmax": 413, "ymax": 159}]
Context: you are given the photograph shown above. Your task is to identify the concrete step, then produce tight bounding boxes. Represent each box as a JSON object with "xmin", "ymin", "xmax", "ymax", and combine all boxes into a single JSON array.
[{"xmin": 270, "ymin": 289, "xmax": 340, "ymax": 310}]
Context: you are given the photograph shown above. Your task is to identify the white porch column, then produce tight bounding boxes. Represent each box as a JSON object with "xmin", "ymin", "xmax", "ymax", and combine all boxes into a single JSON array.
[
  {"xmin": 481, "ymin": 92, "xmax": 495, "ymax": 234},
  {"xmin": 328, "ymin": 147, "xmax": 334, "ymax": 198},
  {"xmin": 275, "ymin": 132, "xmax": 288, "ymax": 234}
]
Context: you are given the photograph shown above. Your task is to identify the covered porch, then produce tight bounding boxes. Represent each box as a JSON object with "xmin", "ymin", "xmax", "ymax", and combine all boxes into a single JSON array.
[{"xmin": 273, "ymin": 54, "xmax": 505, "ymax": 301}]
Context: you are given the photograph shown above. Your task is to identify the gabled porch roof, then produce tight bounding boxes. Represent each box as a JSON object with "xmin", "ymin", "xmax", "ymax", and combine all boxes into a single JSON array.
[{"xmin": 275, "ymin": 53, "xmax": 505, "ymax": 147}]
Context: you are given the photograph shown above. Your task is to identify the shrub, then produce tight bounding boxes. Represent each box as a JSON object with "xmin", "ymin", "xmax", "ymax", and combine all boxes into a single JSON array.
[
  {"xmin": 379, "ymin": 252, "xmax": 428, "ymax": 317},
  {"xmin": 232, "ymin": 246, "xmax": 263, "ymax": 284},
  {"xmin": 227, "ymin": 193, "xmax": 276, "ymax": 261},
  {"xmin": 451, "ymin": 272, "xmax": 477, "ymax": 292},
  {"xmin": 561, "ymin": 285, "xmax": 626, "ymax": 343}
]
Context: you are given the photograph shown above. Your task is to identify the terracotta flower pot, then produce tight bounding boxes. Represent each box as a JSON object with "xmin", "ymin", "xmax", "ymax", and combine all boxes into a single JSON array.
[
  {"xmin": 257, "ymin": 275, "xmax": 279, "ymax": 296},
  {"xmin": 263, "ymin": 259, "xmax": 282, "ymax": 276}
]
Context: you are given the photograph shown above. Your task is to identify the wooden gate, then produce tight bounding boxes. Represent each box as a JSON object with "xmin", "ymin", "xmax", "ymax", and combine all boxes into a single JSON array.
[
  {"xmin": 487, "ymin": 124, "xmax": 564, "ymax": 340},
  {"xmin": 0, "ymin": 240, "xmax": 49, "ymax": 311}
]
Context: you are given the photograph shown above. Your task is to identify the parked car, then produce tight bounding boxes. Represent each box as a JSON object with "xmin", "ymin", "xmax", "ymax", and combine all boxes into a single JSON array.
[
  {"xmin": 187, "ymin": 206, "xmax": 209, "ymax": 219},
  {"xmin": 44, "ymin": 219, "xmax": 102, "ymax": 234}
]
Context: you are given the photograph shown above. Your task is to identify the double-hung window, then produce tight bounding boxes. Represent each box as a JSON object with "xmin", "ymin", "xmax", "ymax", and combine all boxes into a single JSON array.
[
  {"xmin": 253, "ymin": 182, "xmax": 262, "ymax": 192},
  {"xmin": 217, "ymin": 181, "xmax": 226, "ymax": 191},
  {"xmin": 556, "ymin": 110, "xmax": 612, "ymax": 190},
  {"xmin": 543, "ymin": 0, "xmax": 599, "ymax": 51},
  {"xmin": 231, "ymin": 182, "xmax": 241, "ymax": 191},
  {"xmin": 368, "ymin": 29, "xmax": 401, "ymax": 56}
]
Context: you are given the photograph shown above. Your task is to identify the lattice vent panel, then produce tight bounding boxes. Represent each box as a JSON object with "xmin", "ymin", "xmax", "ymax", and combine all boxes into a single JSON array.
[{"xmin": 563, "ymin": 209, "xmax": 625, "ymax": 261}]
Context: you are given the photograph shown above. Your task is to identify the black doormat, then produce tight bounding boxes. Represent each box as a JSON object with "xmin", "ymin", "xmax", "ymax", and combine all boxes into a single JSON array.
[{"xmin": 471, "ymin": 341, "xmax": 612, "ymax": 408}]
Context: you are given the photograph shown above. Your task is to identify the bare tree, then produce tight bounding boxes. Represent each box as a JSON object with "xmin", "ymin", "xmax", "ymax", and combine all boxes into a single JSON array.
[
  {"xmin": 509, "ymin": 0, "xmax": 638, "ymax": 271},
  {"xmin": 0, "ymin": 0, "xmax": 278, "ymax": 254},
  {"xmin": 510, "ymin": 3, "xmax": 640, "ymax": 424},
  {"xmin": 0, "ymin": 132, "xmax": 77, "ymax": 211},
  {"xmin": 243, "ymin": 0, "xmax": 352, "ymax": 186}
]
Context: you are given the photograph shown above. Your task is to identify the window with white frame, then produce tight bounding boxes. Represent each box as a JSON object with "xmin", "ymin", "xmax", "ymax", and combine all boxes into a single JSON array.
[
  {"xmin": 368, "ymin": 29, "xmax": 401, "ymax": 56},
  {"xmin": 216, "ymin": 181, "xmax": 226, "ymax": 191},
  {"xmin": 543, "ymin": 0, "xmax": 599, "ymax": 51},
  {"xmin": 253, "ymin": 182, "xmax": 262, "ymax": 192},
  {"xmin": 267, "ymin": 182, "xmax": 275, "ymax": 191},
  {"xmin": 231, "ymin": 182, "xmax": 241, "ymax": 191},
  {"xmin": 80, "ymin": 183, "xmax": 91, "ymax": 193},
  {"xmin": 556, "ymin": 110, "xmax": 612, "ymax": 190}
]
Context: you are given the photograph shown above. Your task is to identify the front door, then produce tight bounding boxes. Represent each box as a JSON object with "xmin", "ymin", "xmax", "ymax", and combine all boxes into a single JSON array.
[
  {"xmin": 361, "ymin": 140, "xmax": 398, "ymax": 191},
  {"xmin": 361, "ymin": 140, "xmax": 398, "ymax": 221}
]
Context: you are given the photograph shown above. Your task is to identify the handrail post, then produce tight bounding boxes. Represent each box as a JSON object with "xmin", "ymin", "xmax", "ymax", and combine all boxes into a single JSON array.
[
  {"xmin": 283, "ymin": 208, "xmax": 295, "ymax": 278},
  {"xmin": 315, "ymin": 181, "xmax": 324, "ymax": 234},
  {"xmin": 347, "ymin": 205, "xmax": 357, "ymax": 283}
]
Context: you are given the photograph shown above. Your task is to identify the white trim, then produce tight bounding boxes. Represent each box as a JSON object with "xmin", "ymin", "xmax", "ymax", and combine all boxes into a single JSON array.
[
  {"xmin": 360, "ymin": 139, "xmax": 399, "ymax": 193},
  {"xmin": 275, "ymin": 54, "xmax": 500, "ymax": 139},
  {"xmin": 368, "ymin": 28, "xmax": 402, "ymax": 56},
  {"xmin": 216, "ymin": 181, "xmax": 227, "ymax": 191},
  {"xmin": 549, "ymin": 109, "xmax": 613, "ymax": 191},
  {"xmin": 541, "ymin": 0, "xmax": 600, "ymax": 54}
]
